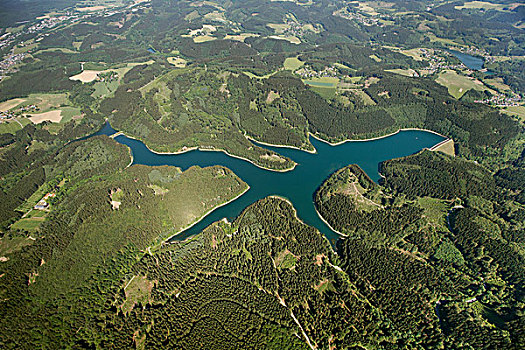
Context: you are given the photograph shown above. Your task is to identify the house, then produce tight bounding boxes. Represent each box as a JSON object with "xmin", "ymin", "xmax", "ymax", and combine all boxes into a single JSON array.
[
  {"xmin": 34, "ymin": 200, "xmax": 49, "ymax": 210},
  {"xmin": 34, "ymin": 193, "xmax": 55, "ymax": 210}
]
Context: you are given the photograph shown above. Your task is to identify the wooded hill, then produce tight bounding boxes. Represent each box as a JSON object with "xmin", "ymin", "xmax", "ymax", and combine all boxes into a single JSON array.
[{"xmin": 315, "ymin": 153, "xmax": 525, "ymax": 348}]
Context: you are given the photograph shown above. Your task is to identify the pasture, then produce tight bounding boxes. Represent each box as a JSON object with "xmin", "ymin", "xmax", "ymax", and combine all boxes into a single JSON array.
[
  {"xmin": 436, "ymin": 70, "xmax": 492, "ymax": 99},
  {"xmin": 283, "ymin": 57, "xmax": 304, "ymax": 71}
]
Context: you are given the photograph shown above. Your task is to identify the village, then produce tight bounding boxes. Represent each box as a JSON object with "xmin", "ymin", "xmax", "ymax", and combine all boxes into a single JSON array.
[
  {"xmin": 296, "ymin": 65, "xmax": 338, "ymax": 79},
  {"xmin": 0, "ymin": 104, "xmax": 38, "ymax": 121},
  {"xmin": 474, "ymin": 91, "xmax": 522, "ymax": 108},
  {"xmin": 333, "ymin": 4, "xmax": 395, "ymax": 27},
  {"xmin": 292, "ymin": 48, "xmax": 522, "ymax": 110}
]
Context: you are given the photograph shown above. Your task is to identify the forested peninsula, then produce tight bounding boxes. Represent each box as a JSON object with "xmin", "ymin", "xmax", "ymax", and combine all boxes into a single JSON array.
[{"xmin": 1, "ymin": 0, "xmax": 524, "ymax": 348}]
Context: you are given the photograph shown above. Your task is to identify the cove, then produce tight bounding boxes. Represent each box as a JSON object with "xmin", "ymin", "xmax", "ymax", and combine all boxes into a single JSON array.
[{"xmin": 100, "ymin": 124, "xmax": 445, "ymax": 244}]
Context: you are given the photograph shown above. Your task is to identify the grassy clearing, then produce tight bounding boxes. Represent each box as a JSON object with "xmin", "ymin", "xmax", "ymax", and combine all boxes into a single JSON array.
[
  {"xmin": 283, "ymin": 57, "xmax": 304, "ymax": 71},
  {"xmin": 338, "ymin": 76, "xmax": 362, "ymax": 89},
  {"xmin": 315, "ymin": 279, "xmax": 336, "ymax": 293},
  {"xmin": 310, "ymin": 86, "xmax": 336, "ymax": 99},
  {"xmin": 10, "ymin": 218, "xmax": 45, "ymax": 232},
  {"xmin": 182, "ymin": 24, "xmax": 217, "ymax": 43},
  {"xmin": 147, "ymin": 184, "xmax": 169, "ymax": 195},
  {"xmin": 21, "ymin": 93, "xmax": 69, "ymax": 112},
  {"xmin": 34, "ymin": 47, "xmax": 78, "ymax": 55},
  {"xmin": 92, "ymin": 80, "xmax": 119, "ymax": 98},
  {"xmin": 204, "ymin": 10, "xmax": 227, "ymax": 22},
  {"xmin": 185, "ymin": 10, "xmax": 200, "ymax": 21},
  {"xmin": 59, "ymin": 107, "xmax": 82, "ymax": 123},
  {"xmin": 399, "ymin": 48, "xmax": 428, "ymax": 61},
  {"xmin": 483, "ymin": 77, "xmax": 511, "ymax": 92},
  {"xmin": 83, "ymin": 62, "xmax": 109, "ymax": 70},
  {"xmin": 275, "ymin": 249, "xmax": 298, "ymax": 269},
  {"xmin": 267, "ymin": 23, "xmax": 288, "ymax": 34},
  {"xmin": 369, "ymin": 54, "xmax": 381, "ymax": 62},
  {"xmin": 75, "ymin": 0, "xmax": 129, "ymax": 12},
  {"xmin": 303, "ymin": 77, "xmax": 339, "ymax": 88},
  {"xmin": 0, "ymin": 117, "xmax": 32, "ymax": 133},
  {"xmin": 352, "ymin": 90, "xmax": 376, "ymax": 105},
  {"xmin": 72, "ymin": 41, "xmax": 83, "ymax": 50},
  {"xmin": 304, "ymin": 77, "xmax": 339, "ymax": 99},
  {"xmin": 435, "ymin": 70, "xmax": 492, "ymax": 99},
  {"xmin": 417, "ymin": 197, "xmax": 449, "ymax": 231},
  {"xmin": 260, "ymin": 153, "xmax": 286, "ymax": 163},
  {"xmin": 89, "ymin": 62, "xmax": 153, "ymax": 98},
  {"xmin": 76, "ymin": 5, "xmax": 107, "ymax": 11},
  {"xmin": 270, "ymin": 0, "xmax": 313, "ymax": 5},
  {"xmin": 386, "ymin": 68, "xmax": 418, "ymax": 77},
  {"xmin": 355, "ymin": 2, "xmax": 382, "ymax": 16},
  {"xmin": 501, "ymin": 105, "xmax": 525, "ymax": 124},
  {"xmin": 428, "ymin": 34, "xmax": 466, "ymax": 47},
  {"xmin": 5, "ymin": 25, "xmax": 25, "ymax": 34},
  {"xmin": 13, "ymin": 43, "xmax": 39, "ymax": 54},
  {"xmin": 334, "ymin": 62, "xmax": 355, "ymax": 72},
  {"xmin": 167, "ymin": 56, "xmax": 187, "ymax": 67}
]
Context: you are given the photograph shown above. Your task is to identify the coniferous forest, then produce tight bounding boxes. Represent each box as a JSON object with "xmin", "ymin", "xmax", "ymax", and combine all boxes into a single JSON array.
[{"xmin": 0, "ymin": 0, "xmax": 524, "ymax": 348}]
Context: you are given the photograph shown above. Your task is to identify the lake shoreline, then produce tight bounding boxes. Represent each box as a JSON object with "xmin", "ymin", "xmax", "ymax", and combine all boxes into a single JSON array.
[
  {"xmin": 112, "ymin": 130, "xmax": 298, "ymax": 173},
  {"xmin": 313, "ymin": 205, "xmax": 348, "ymax": 238},
  {"xmin": 270, "ymin": 195, "xmax": 348, "ymax": 247},
  {"xmin": 108, "ymin": 124, "xmax": 447, "ymax": 174},
  {"xmin": 164, "ymin": 184, "xmax": 251, "ymax": 242},
  {"xmin": 309, "ymin": 128, "xmax": 448, "ymax": 146},
  {"xmin": 245, "ymin": 135, "xmax": 316, "ymax": 154},
  {"xmin": 111, "ymin": 123, "xmax": 444, "ymax": 245}
]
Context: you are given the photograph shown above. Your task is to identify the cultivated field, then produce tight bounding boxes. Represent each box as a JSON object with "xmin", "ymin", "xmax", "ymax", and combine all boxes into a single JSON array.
[
  {"xmin": 28, "ymin": 110, "xmax": 63, "ymax": 124},
  {"xmin": 0, "ymin": 98, "xmax": 26, "ymax": 112},
  {"xmin": 69, "ymin": 70, "xmax": 101, "ymax": 83},
  {"xmin": 268, "ymin": 35, "xmax": 301, "ymax": 44},
  {"xmin": 455, "ymin": 1, "xmax": 521, "ymax": 11},
  {"xmin": 223, "ymin": 33, "xmax": 259, "ymax": 42}
]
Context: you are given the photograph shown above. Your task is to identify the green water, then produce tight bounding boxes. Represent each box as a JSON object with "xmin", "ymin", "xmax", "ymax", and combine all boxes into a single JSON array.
[
  {"xmin": 304, "ymin": 81, "xmax": 335, "ymax": 87},
  {"xmin": 100, "ymin": 124, "xmax": 444, "ymax": 244}
]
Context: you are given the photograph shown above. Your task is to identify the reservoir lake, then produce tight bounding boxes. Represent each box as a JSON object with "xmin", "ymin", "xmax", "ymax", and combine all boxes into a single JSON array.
[
  {"xmin": 447, "ymin": 49, "xmax": 486, "ymax": 71},
  {"xmin": 96, "ymin": 124, "xmax": 445, "ymax": 244}
]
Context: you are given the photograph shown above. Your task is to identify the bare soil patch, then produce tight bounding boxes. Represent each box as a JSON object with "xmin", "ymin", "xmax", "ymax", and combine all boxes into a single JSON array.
[{"xmin": 28, "ymin": 110, "xmax": 62, "ymax": 124}]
